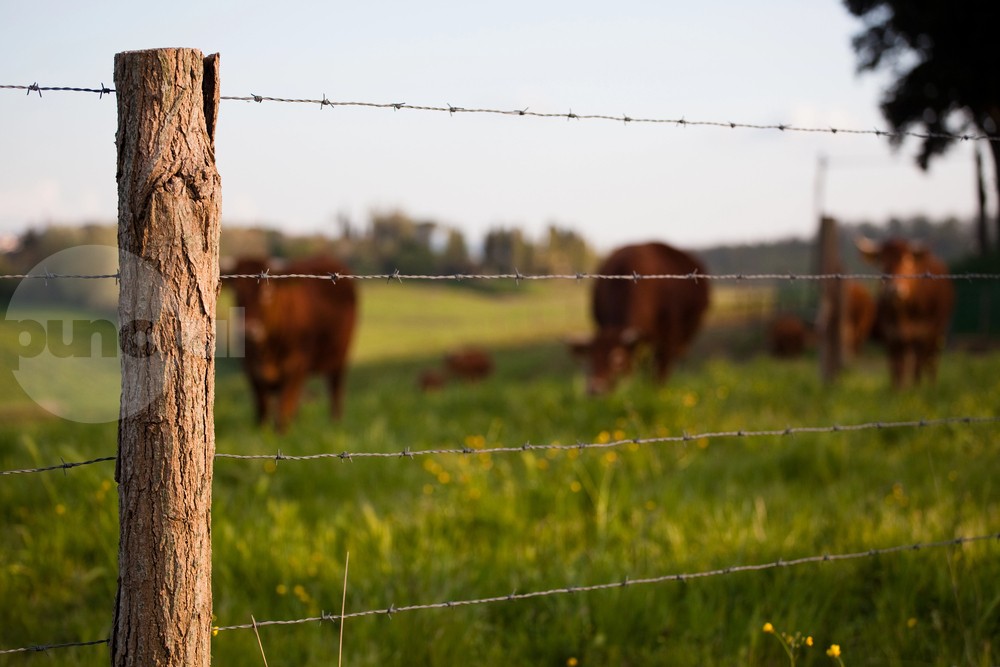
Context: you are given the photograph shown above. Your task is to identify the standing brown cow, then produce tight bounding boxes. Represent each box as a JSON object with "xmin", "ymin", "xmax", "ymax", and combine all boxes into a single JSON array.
[
  {"xmin": 570, "ymin": 242, "xmax": 710, "ymax": 394},
  {"xmin": 227, "ymin": 256, "xmax": 358, "ymax": 431},
  {"xmin": 844, "ymin": 281, "xmax": 877, "ymax": 357},
  {"xmin": 856, "ymin": 237, "xmax": 954, "ymax": 387}
]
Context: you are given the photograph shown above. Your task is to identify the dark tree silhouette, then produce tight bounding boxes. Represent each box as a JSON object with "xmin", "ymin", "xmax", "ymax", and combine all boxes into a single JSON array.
[{"xmin": 844, "ymin": 0, "xmax": 1000, "ymax": 254}]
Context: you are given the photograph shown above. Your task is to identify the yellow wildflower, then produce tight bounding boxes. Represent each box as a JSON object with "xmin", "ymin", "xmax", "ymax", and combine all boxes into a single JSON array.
[
  {"xmin": 826, "ymin": 644, "xmax": 841, "ymax": 658},
  {"xmin": 762, "ymin": 622, "xmax": 774, "ymax": 634}
]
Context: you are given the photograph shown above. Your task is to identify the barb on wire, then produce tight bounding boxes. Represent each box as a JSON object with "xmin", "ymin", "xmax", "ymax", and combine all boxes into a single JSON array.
[
  {"xmin": 214, "ymin": 532, "xmax": 1000, "ymax": 633},
  {"xmin": 215, "ymin": 415, "xmax": 998, "ymax": 463},
  {"xmin": 4, "ymin": 81, "xmax": 998, "ymax": 143}
]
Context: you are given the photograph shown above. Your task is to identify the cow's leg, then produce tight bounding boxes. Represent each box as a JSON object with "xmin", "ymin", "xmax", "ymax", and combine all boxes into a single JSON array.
[
  {"xmin": 326, "ymin": 370, "xmax": 345, "ymax": 419},
  {"xmin": 888, "ymin": 344, "xmax": 907, "ymax": 388},
  {"xmin": 276, "ymin": 376, "xmax": 305, "ymax": 433},
  {"xmin": 653, "ymin": 343, "xmax": 672, "ymax": 383},
  {"xmin": 915, "ymin": 337, "xmax": 939, "ymax": 384},
  {"xmin": 902, "ymin": 344, "xmax": 919, "ymax": 387},
  {"xmin": 652, "ymin": 321, "xmax": 679, "ymax": 383},
  {"xmin": 250, "ymin": 378, "xmax": 270, "ymax": 426}
]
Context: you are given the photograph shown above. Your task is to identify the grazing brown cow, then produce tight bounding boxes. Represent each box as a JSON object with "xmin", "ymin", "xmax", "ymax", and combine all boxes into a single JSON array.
[
  {"xmin": 417, "ymin": 347, "xmax": 494, "ymax": 392},
  {"xmin": 444, "ymin": 347, "xmax": 494, "ymax": 382},
  {"xmin": 856, "ymin": 237, "xmax": 954, "ymax": 387},
  {"xmin": 228, "ymin": 256, "xmax": 357, "ymax": 431},
  {"xmin": 768, "ymin": 314, "xmax": 811, "ymax": 358},
  {"xmin": 417, "ymin": 368, "xmax": 447, "ymax": 392},
  {"xmin": 569, "ymin": 242, "xmax": 710, "ymax": 394}
]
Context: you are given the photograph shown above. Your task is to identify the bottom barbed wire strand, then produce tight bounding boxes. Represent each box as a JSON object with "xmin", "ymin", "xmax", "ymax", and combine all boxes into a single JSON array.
[
  {"xmin": 0, "ymin": 638, "xmax": 109, "ymax": 656},
  {"xmin": 0, "ymin": 455, "xmax": 117, "ymax": 476},
  {"xmin": 214, "ymin": 532, "xmax": 999, "ymax": 633},
  {"xmin": 4, "ymin": 532, "xmax": 996, "ymax": 654}
]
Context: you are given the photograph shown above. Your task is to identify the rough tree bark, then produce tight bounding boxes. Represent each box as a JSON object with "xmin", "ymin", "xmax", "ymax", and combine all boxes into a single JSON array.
[{"xmin": 112, "ymin": 48, "xmax": 220, "ymax": 667}]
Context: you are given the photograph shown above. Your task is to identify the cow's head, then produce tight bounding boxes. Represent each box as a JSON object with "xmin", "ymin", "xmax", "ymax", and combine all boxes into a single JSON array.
[
  {"xmin": 225, "ymin": 257, "xmax": 280, "ymax": 365},
  {"xmin": 568, "ymin": 327, "xmax": 642, "ymax": 395},
  {"xmin": 856, "ymin": 237, "xmax": 931, "ymax": 305}
]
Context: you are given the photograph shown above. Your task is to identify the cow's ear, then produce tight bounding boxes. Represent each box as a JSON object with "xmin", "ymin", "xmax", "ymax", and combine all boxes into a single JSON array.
[
  {"xmin": 855, "ymin": 237, "xmax": 882, "ymax": 265},
  {"xmin": 910, "ymin": 242, "xmax": 931, "ymax": 260},
  {"xmin": 566, "ymin": 336, "xmax": 591, "ymax": 358}
]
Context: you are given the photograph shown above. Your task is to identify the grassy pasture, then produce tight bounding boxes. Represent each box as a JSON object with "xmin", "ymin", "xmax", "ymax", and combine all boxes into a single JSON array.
[{"xmin": 1, "ymin": 281, "xmax": 998, "ymax": 666}]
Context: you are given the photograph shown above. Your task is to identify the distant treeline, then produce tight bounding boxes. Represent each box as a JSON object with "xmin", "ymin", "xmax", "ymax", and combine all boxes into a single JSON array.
[
  {"xmin": 0, "ymin": 212, "xmax": 985, "ymax": 310},
  {"xmin": 698, "ymin": 216, "xmax": 978, "ymax": 277}
]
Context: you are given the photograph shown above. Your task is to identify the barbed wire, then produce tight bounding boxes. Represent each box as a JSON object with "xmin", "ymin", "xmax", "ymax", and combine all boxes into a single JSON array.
[
  {"xmin": 6, "ymin": 531, "xmax": 995, "ymax": 655},
  {"xmin": 0, "ymin": 455, "xmax": 115, "ymax": 476},
  {"xmin": 3, "ymin": 81, "xmax": 998, "ymax": 144},
  {"xmin": 4, "ymin": 415, "xmax": 993, "ymax": 476},
  {"xmin": 0, "ymin": 272, "xmax": 120, "ymax": 281},
  {"xmin": 220, "ymin": 270, "xmax": 1000, "ymax": 284},
  {"xmin": 0, "ymin": 638, "xmax": 108, "ymax": 656},
  {"xmin": 2, "ymin": 270, "xmax": 999, "ymax": 284},
  {"xmin": 217, "ymin": 416, "xmax": 999, "ymax": 463},
  {"xmin": 0, "ymin": 82, "xmax": 113, "ymax": 97},
  {"xmin": 215, "ymin": 532, "xmax": 999, "ymax": 632}
]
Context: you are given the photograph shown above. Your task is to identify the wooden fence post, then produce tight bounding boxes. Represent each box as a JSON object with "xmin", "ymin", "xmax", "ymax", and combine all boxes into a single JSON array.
[
  {"xmin": 112, "ymin": 48, "xmax": 220, "ymax": 667},
  {"xmin": 817, "ymin": 216, "xmax": 846, "ymax": 384}
]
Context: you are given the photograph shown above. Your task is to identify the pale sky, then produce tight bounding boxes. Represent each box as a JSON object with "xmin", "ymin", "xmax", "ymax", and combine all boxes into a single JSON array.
[{"xmin": 0, "ymin": 1, "xmax": 988, "ymax": 252}]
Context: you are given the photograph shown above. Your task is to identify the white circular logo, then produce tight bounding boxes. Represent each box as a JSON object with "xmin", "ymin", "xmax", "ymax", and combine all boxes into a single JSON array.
[{"xmin": 3, "ymin": 245, "xmax": 168, "ymax": 423}]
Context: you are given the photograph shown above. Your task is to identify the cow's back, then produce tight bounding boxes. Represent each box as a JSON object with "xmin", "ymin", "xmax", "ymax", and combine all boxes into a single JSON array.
[
  {"xmin": 268, "ymin": 257, "xmax": 357, "ymax": 374},
  {"xmin": 916, "ymin": 254, "xmax": 955, "ymax": 334},
  {"xmin": 593, "ymin": 242, "xmax": 709, "ymax": 345}
]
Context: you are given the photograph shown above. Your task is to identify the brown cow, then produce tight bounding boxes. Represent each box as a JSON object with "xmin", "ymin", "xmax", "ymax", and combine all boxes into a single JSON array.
[
  {"xmin": 770, "ymin": 284, "xmax": 873, "ymax": 360},
  {"xmin": 569, "ymin": 242, "xmax": 710, "ymax": 394},
  {"xmin": 768, "ymin": 314, "xmax": 811, "ymax": 358},
  {"xmin": 856, "ymin": 237, "xmax": 954, "ymax": 387},
  {"xmin": 417, "ymin": 347, "xmax": 494, "ymax": 392},
  {"xmin": 227, "ymin": 256, "xmax": 357, "ymax": 431},
  {"xmin": 844, "ymin": 281, "xmax": 876, "ymax": 356},
  {"xmin": 444, "ymin": 347, "xmax": 494, "ymax": 382}
]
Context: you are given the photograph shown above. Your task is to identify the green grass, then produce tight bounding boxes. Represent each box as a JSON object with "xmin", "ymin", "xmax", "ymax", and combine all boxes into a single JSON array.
[{"xmin": 1, "ymin": 282, "xmax": 998, "ymax": 666}]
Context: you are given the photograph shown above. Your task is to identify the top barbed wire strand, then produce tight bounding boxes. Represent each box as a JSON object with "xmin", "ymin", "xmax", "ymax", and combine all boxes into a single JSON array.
[
  {"xmin": 220, "ymin": 270, "xmax": 1000, "ymax": 283},
  {"xmin": 4, "ymin": 415, "xmax": 996, "ymax": 475},
  {"xmin": 4, "ymin": 271, "xmax": 1000, "ymax": 282},
  {"xmin": 3, "ymin": 82, "xmax": 999, "ymax": 144}
]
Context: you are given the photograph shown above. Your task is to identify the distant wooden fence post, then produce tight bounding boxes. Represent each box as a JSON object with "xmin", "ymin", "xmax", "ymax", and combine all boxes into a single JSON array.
[
  {"xmin": 817, "ymin": 216, "xmax": 846, "ymax": 384},
  {"xmin": 113, "ymin": 48, "xmax": 220, "ymax": 667}
]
